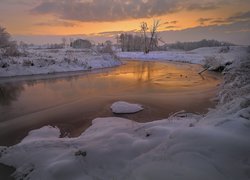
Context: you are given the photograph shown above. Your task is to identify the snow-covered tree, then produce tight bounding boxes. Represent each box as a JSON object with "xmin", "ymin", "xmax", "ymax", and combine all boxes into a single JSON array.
[
  {"xmin": 0, "ymin": 26, "xmax": 11, "ymax": 48},
  {"xmin": 0, "ymin": 26, "xmax": 19, "ymax": 57}
]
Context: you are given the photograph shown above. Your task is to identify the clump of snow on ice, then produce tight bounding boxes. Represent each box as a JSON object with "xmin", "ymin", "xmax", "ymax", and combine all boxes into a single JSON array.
[{"xmin": 111, "ymin": 101, "xmax": 144, "ymax": 114}]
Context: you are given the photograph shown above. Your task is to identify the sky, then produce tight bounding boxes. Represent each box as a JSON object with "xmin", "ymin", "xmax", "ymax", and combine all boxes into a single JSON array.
[{"xmin": 0, "ymin": 0, "xmax": 250, "ymax": 45}]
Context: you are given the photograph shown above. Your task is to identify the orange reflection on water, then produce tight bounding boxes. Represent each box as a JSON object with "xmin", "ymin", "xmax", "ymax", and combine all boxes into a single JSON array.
[{"xmin": 0, "ymin": 60, "xmax": 222, "ymax": 146}]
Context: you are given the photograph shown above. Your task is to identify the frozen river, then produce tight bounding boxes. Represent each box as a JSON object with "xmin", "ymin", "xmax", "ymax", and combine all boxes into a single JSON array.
[{"xmin": 0, "ymin": 60, "xmax": 221, "ymax": 146}]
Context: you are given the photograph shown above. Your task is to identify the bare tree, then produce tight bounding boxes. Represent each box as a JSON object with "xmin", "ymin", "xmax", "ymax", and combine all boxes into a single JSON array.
[
  {"xmin": 140, "ymin": 20, "xmax": 160, "ymax": 54},
  {"xmin": 69, "ymin": 38, "xmax": 74, "ymax": 47},
  {"xmin": 149, "ymin": 19, "xmax": 160, "ymax": 51},
  {"xmin": 140, "ymin": 22, "xmax": 149, "ymax": 54},
  {"xmin": 61, "ymin": 37, "xmax": 67, "ymax": 48}
]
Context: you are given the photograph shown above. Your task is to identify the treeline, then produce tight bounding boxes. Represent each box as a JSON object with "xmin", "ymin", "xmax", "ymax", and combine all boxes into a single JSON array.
[
  {"xmin": 166, "ymin": 39, "xmax": 234, "ymax": 51},
  {"xmin": 118, "ymin": 33, "xmax": 158, "ymax": 52}
]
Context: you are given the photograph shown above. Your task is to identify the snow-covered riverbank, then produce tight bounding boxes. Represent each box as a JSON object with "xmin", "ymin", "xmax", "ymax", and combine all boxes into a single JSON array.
[
  {"xmin": 0, "ymin": 48, "xmax": 121, "ymax": 77},
  {"xmin": 0, "ymin": 46, "xmax": 249, "ymax": 180},
  {"xmin": 118, "ymin": 46, "xmax": 249, "ymax": 66}
]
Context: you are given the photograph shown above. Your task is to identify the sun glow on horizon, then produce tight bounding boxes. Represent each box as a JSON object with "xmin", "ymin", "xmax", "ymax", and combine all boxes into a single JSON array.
[{"xmin": 1, "ymin": 0, "xmax": 249, "ymax": 44}]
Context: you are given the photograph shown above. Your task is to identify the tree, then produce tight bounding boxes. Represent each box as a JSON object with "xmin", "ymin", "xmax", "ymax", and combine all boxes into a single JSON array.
[
  {"xmin": 0, "ymin": 26, "xmax": 19, "ymax": 56},
  {"xmin": 140, "ymin": 22, "xmax": 149, "ymax": 53},
  {"xmin": 61, "ymin": 37, "xmax": 67, "ymax": 48},
  {"xmin": 0, "ymin": 26, "xmax": 11, "ymax": 48},
  {"xmin": 140, "ymin": 20, "xmax": 160, "ymax": 54},
  {"xmin": 149, "ymin": 19, "xmax": 160, "ymax": 51}
]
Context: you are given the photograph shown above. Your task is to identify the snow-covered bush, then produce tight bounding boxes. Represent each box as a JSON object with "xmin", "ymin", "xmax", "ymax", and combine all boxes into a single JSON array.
[
  {"xmin": 72, "ymin": 58, "xmax": 78, "ymax": 64},
  {"xmin": 63, "ymin": 57, "xmax": 71, "ymax": 64},
  {"xmin": 36, "ymin": 59, "xmax": 56, "ymax": 67},
  {"xmin": 48, "ymin": 44, "xmax": 64, "ymax": 49},
  {"xmin": 203, "ymin": 55, "xmax": 224, "ymax": 71},
  {"xmin": 0, "ymin": 61, "xmax": 9, "ymax": 68},
  {"xmin": 219, "ymin": 46, "xmax": 230, "ymax": 53},
  {"xmin": 3, "ymin": 42, "xmax": 20, "ymax": 57},
  {"xmin": 219, "ymin": 57, "xmax": 250, "ymax": 104},
  {"xmin": 22, "ymin": 59, "xmax": 34, "ymax": 67},
  {"xmin": 100, "ymin": 44, "xmax": 114, "ymax": 54}
]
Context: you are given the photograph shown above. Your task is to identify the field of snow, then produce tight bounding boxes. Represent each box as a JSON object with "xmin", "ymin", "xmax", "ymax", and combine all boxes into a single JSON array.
[
  {"xmin": 118, "ymin": 46, "xmax": 249, "ymax": 67},
  {"xmin": 0, "ymin": 46, "xmax": 249, "ymax": 180},
  {"xmin": 0, "ymin": 47, "xmax": 121, "ymax": 77}
]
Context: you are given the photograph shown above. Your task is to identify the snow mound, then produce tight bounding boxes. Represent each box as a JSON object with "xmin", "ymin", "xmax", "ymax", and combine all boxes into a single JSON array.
[{"xmin": 111, "ymin": 101, "xmax": 144, "ymax": 114}]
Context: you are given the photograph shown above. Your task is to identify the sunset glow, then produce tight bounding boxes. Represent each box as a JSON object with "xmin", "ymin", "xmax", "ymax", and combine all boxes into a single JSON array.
[{"xmin": 0, "ymin": 0, "xmax": 249, "ymax": 44}]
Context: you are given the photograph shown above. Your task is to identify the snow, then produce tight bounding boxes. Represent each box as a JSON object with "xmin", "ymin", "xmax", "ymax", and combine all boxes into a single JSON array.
[
  {"xmin": 0, "ymin": 46, "xmax": 249, "ymax": 180},
  {"xmin": 0, "ymin": 47, "xmax": 121, "ymax": 77},
  {"xmin": 117, "ymin": 46, "xmax": 249, "ymax": 67},
  {"xmin": 111, "ymin": 101, "xmax": 144, "ymax": 114}
]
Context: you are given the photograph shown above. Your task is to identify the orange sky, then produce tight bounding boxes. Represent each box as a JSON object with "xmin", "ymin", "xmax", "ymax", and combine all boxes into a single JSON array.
[
  {"xmin": 0, "ymin": 0, "xmax": 249, "ymax": 35},
  {"xmin": 0, "ymin": 0, "xmax": 249, "ymax": 44}
]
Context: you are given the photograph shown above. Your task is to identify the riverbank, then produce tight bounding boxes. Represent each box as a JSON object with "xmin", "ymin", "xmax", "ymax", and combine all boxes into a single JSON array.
[
  {"xmin": 1, "ymin": 46, "xmax": 248, "ymax": 78},
  {"xmin": 0, "ymin": 48, "xmax": 121, "ymax": 77},
  {"xmin": 117, "ymin": 46, "xmax": 248, "ymax": 67},
  {"xmin": 0, "ymin": 47, "xmax": 249, "ymax": 180}
]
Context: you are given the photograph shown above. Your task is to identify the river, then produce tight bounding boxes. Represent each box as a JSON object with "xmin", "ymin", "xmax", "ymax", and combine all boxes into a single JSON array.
[{"xmin": 0, "ymin": 60, "xmax": 221, "ymax": 146}]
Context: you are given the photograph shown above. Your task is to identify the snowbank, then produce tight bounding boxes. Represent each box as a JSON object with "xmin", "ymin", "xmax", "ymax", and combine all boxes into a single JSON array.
[
  {"xmin": 117, "ymin": 46, "xmax": 249, "ymax": 66},
  {"xmin": 0, "ymin": 48, "xmax": 121, "ymax": 77},
  {"xmin": 0, "ymin": 48, "xmax": 249, "ymax": 180},
  {"xmin": 111, "ymin": 101, "xmax": 144, "ymax": 114}
]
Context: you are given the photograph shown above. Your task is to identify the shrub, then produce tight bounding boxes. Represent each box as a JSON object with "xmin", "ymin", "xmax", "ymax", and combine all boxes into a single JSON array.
[
  {"xmin": 203, "ymin": 56, "xmax": 227, "ymax": 72},
  {"xmin": 219, "ymin": 46, "xmax": 230, "ymax": 53},
  {"xmin": 0, "ymin": 61, "xmax": 9, "ymax": 68},
  {"xmin": 204, "ymin": 56, "xmax": 222, "ymax": 68},
  {"xmin": 3, "ymin": 42, "xmax": 20, "ymax": 57},
  {"xmin": 22, "ymin": 59, "xmax": 34, "ymax": 67},
  {"xmin": 247, "ymin": 46, "xmax": 250, "ymax": 53}
]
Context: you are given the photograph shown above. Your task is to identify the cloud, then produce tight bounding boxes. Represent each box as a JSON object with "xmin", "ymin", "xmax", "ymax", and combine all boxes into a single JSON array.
[
  {"xmin": 197, "ymin": 11, "xmax": 250, "ymax": 25},
  {"xmin": 197, "ymin": 18, "xmax": 213, "ymax": 25},
  {"xmin": 31, "ymin": 0, "xmax": 222, "ymax": 22},
  {"xmin": 225, "ymin": 11, "xmax": 250, "ymax": 22},
  {"xmin": 164, "ymin": 20, "xmax": 178, "ymax": 25},
  {"xmin": 186, "ymin": 3, "xmax": 218, "ymax": 11},
  {"xmin": 0, "ymin": 0, "xmax": 37, "ymax": 6},
  {"xmin": 91, "ymin": 29, "xmax": 138, "ymax": 37},
  {"xmin": 165, "ymin": 25, "xmax": 178, "ymax": 29},
  {"xmin": 34, "ymin": 20, "xmax": 77, "ymax": 27},
  {"xmin": 13, "ymin": 20, "xmax": 250, "ymax": 45},
  {"xmin": 159, "ymin": 20, "xmax": 250, "ymax": 45}
]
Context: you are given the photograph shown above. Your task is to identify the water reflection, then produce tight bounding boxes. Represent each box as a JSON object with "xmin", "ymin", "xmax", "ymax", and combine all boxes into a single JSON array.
[
  {"xmin": 0, "ymin": 60, "xmax": 221, "ymax": 146},
  {"xmin": 0, "ymin": 84, "xmax": 24, "ymax": 106},
  {"xmin": 134, "ymin": 61, "xmax": 155, "ymax": 82},
  {"xmin": 0, "ymin": 61, "xmax": 221, "ymax": 118}
]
